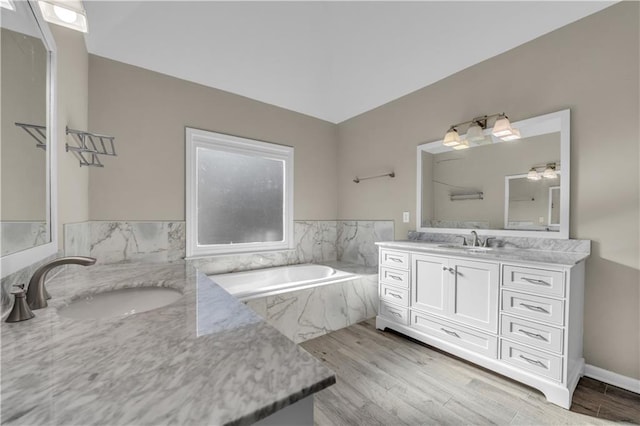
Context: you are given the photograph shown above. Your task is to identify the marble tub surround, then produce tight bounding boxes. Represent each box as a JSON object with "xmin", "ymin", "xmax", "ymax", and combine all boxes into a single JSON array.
[
  {"xmin": 408, "ymin": 231, "xmax": 591, "ymax": 254},
  {"xmin": 0, "ymin": 261, "xmax": 335, "ymax": 425},
  {"xmin": 245, "ymin": 261, "xmax": 378, "ymax": 343},
  {"xmin": 379, "ymin": 240, "xmax": 590, "ymax": 266},
  {"xmin": 337, "ymin": 220, "xmax": 394, "ymax": 266},
  {"xmin": 1, "ymin": 221, "xmax": 49, "ymax": 256}
]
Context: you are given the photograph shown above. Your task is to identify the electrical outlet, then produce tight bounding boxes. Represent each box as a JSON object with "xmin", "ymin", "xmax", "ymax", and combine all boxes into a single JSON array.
[
  {"xmin": 403, "ymin": 212, "xmax": 410, "ymax": 223},
  {"xmin": 539, "ymin": 216, "xmax": 545, "ymax": 224}
]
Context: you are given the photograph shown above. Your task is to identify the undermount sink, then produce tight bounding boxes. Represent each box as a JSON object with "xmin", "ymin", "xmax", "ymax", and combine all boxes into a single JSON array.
[
  {"xmin": 437, "ymin": 244, "xmax": 493, "ymax": 252},
  {"xmin": 58, "ymin": 287, "xmax": 183, "ymax": 320}
]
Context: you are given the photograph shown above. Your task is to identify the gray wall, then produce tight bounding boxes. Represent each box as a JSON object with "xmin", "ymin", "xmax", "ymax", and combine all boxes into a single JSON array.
[
  {"xmin": 88, "ymin": 55, "xmax": 338, "ymax": 221},
  {"xmin": 336, "ymin": 2, "xmax": 639, "ymax": 380}
]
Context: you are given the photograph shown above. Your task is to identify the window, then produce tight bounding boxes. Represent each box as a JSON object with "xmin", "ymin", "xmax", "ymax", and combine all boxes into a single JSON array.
[{"xmin": 186, "ymin": 128, "xmax": 293, "ymax": 257}]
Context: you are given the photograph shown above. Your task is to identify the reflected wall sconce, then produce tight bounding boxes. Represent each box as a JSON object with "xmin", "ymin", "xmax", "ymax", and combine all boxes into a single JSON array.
[
  {"xmin": 442, "ymin": 113, "xmax": 521, "ymax": 148},
  {"xmin": 38, "ymin": 0, "xmax": 88, "ymax": 32},
  {"xmin": 527, "ymin": 162, "xmax": 559, "ymax": 180}
]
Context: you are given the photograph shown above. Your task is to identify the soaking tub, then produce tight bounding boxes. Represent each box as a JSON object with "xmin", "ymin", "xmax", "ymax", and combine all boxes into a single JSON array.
[{"xmin": 208, "ymin": 263, "xmax": 356, "ymax": 301}]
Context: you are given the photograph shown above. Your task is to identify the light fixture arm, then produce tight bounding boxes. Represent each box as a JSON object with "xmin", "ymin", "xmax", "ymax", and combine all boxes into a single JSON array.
[{"xmin": 447, "ymin": 113, "xmax": 504, "ymax": 131}]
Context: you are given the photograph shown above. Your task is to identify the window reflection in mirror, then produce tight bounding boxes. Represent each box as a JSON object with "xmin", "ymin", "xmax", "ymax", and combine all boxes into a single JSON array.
[{"xmin": 1, "ymin": 4, "xmax": 49, "ymax": 256}]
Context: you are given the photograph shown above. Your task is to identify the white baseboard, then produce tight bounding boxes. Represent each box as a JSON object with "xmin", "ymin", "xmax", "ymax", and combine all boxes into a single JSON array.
[{"xmin": 584, "ymin": 364, "xmax": 640, "ymax": 394}]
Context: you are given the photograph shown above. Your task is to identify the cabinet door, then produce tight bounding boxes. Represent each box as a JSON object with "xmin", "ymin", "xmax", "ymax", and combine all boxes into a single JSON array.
[
  {"xmin": 448, "ymin": 259, "xmax": 499, "ymax": 333},
  {"xmin": 412, "ymin": 253, "xmax": 449, "ymax": 316}
]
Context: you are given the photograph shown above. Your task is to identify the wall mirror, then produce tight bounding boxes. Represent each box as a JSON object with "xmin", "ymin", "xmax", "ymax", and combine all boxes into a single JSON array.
[
  {"xmin": 1, "ymin": 0, "xmax": 57, "ymax": 277},
  {"xmin": 417, "ymin": 109, "xmax": 570, "ymax": 239}
]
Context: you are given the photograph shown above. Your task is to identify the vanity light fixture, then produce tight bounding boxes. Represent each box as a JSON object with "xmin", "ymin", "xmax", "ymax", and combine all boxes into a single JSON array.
[
  {"xmin": 38, "ymin": 0, "xmax": 88, "ymax": 33},
  {"xmin": 0, "ymin": 0, "xmax": 15, "ymax": 11},
  {"xmin": 543, "ymin": 163, "xmax": 558, "ymax": 179},
  {"xmin": 527, "ymin": 168, "xmax": 541, "ymax": 181},
  {"xmin": 527, "ymin": 162, "xmax": 559, "ymax": 180},
  {"xmin": 442, "ymin": 112, "xmax": 520, "ymax": 148},
  {"xmin": 443, "ymin": 127, "xmax": 461, "ymax": 147}
]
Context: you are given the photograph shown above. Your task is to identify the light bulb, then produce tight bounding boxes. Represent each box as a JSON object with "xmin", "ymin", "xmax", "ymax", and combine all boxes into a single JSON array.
[{"xmin": 543, "ymin": 164, "xmax": 558, "ymax": 179}]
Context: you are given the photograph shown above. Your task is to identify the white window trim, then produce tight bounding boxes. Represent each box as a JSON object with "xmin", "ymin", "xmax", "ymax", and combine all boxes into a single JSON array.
[{"xmin": 185, "ymin": 128, "xmax": 294, "ymax": 258}]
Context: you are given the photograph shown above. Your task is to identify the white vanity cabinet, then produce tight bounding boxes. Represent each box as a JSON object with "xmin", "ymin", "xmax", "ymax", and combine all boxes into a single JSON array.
[{"xmin": 376, "ymin": 245, "xmax": 586, "ymax": 409}]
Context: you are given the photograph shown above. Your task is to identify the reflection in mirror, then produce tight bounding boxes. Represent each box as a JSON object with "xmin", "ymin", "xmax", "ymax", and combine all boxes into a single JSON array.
[
  {"xmin": 417, "ymin": 110, "xmax": 570, "ymax": 239},
  {"xmin": 1, "ymin": 1, "xmax": 55, "ymax": 270},
  {"xmin": 505, "ymin": 172, "xmax": 561, "ymax": 231},
  {"xmin": 1, "ymin": 23, "xmax": 48, "ymax": 255}
]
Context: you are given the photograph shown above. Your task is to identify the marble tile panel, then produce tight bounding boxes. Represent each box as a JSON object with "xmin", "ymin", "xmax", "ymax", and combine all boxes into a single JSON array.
[
  {"xmin": 1, "ymin": 221, "xmax": 49, "ymax": 256},
  {"xmin": 338, "ymin": 220, "xmax": 394, "ymax": 266},
  {"xmin": 294, "ymin": 220, "xmax": 337, "ymax": 263},
  {"xmin": 64, "ymin": 222, "xmax": 91, "ymax": 256}
]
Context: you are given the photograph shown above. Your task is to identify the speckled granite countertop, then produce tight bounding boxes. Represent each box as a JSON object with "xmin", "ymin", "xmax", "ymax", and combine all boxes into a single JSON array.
[
  {"xmin": 377, "ymin": 241, "xmax": 589, "ymax": 266},
  {"xmin": 1, "ymin": 262, "xmax": 335, "ymax": 425}
]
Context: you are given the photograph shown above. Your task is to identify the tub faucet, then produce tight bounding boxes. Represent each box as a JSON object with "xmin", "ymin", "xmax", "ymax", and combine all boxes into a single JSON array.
[{"xmin": 26, "ymin": 256, "xmax": 97, "ymax": 310}]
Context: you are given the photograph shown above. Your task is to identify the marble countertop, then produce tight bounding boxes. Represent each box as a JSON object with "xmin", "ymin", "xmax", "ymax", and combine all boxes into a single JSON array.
[
  {"xmin": 1, "ymin": 262, "xmax": 335, "ymax": 425},
  {"xmin": 377, "ymin": 241, "xmax": 590, "ymax": 266}
]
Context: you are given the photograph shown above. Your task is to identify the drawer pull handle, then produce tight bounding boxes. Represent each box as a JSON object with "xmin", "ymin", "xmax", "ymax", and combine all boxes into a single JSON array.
[
  {"xmin": 520, "ymin": 303, "xmax": 549, "ymax": 314},
  {"xmin": 518, "ymin": 329, "xmax": 548, "ymax": 341},
  {"xmin": 388, "ymin": 257, "xmax": 403, "ymax": 263},
  {"xmin": 522, "ymin": 277, "xmax": 551, "ymax": 286},
  {"xmin": 389, "ymin": 292, "xmax": 402, "ymax": 299},
  {"xmin": 391, "ymin": 311, "xmax": 402, "ymax": 318},
  {"xmin": 519, "ymin": 354, "xmax": 547, "ymax": 369},
  {"xmin": 441, "ymin": 328, "xmax": 460, "ymax": 338},
  {"xmin": 388, "ymin": 274, "xmax": 402, "ymax": 281}
]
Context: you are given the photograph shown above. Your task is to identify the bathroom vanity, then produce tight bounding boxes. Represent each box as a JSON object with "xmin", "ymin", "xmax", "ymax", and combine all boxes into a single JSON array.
[
  {"xmin": 0, "ymin": 262, "xmax": 335, "ymax": 425},
  {"xmin": 376, "ymin": 241, "xmax": 588, "ymax": 409}
]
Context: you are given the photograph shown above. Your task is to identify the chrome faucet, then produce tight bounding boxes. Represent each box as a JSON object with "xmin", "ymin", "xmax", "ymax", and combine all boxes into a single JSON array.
[
  {"xmin": 470, "ymin": 231, "xmax": 480, "ymax": 247},
  {"xmin": 26, "ymin": 256, "xmax": 97, "ymax": 310}
]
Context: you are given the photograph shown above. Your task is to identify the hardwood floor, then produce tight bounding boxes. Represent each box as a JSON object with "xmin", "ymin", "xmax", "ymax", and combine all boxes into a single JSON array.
[{"xmin": 300, "ymin": 319, "xmax": 640, "ymax": 425}]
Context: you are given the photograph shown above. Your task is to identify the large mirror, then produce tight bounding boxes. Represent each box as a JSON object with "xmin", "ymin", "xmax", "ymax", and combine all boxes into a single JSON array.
[
  {"xmin": 417, "ymin": 110, "xmax": 570, "ymax": 239},
  {"xmin": 1, "ymin": 1, "xmax": 57, "ymax": 276}
]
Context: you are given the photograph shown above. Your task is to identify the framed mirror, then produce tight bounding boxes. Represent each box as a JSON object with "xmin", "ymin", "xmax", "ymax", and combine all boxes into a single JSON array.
[
  {"xmin": 1, "ymin": 0, "xmax": 57, "ymax": 277},
  {"xmin": 417, "ymin": 109, "xmax": 570, "ymax": 239}
]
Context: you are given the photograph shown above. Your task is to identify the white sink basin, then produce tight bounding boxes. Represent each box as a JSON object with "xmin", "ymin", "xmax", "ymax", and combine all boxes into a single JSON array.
[
  {"xmin": 437, "ymin": 244, "xmax": 492, "ymax": 253},
  {"xmin": 58, "ymin": 287, "xmax": 182, "ymax": 320}
]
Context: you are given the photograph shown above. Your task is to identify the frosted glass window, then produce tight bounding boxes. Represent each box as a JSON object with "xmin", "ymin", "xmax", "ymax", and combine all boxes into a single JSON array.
[
  {"xmin": 197, "ymin": 149, "xmax": 284, "ymax": 245},
  {"xmin": 186, "ymin": 128, "xmax": 293, "ymax": 256}
]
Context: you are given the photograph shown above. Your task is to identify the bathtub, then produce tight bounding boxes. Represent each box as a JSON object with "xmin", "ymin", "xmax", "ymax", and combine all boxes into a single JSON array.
[{"xmin": 208, "ymin": 264, "xmax": 356, "ymax": 301}]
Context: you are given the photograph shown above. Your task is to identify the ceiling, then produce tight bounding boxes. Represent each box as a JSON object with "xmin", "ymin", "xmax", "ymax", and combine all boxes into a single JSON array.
[{"xmin": 84, "ymin": 1, "xmax": 615, "ymax": 124}]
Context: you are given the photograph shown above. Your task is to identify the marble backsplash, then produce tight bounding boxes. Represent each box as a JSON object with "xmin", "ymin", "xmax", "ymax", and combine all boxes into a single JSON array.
[
  {"xmin": 1, "ymin": 221, "xmax": 49, "ymax": 256},
  {"xmin": 63, "ymin": 220, "xmax": 394, "ymax": 273},
  {"xmin": 407, "ymin": 231, "xmax": 591, "ymax": 253}
]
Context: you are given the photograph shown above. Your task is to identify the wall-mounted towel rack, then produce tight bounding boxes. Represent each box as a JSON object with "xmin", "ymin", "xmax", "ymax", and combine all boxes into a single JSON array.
[
  {"xmin": 65, "ymin": 127, "xmax": 117, "ymax": 168},
  {"xmin": 15, "ymin": 122, "xmax": 47, "ymax": 150},
  {"xmin": 353, "ymin": 171, "xmax": 395, "ymax": 183}
]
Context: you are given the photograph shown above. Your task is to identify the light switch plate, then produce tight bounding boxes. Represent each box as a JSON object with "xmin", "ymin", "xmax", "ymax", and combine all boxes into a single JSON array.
[{"xmin": 403, "ymin": 212, "xmax": 410, "ymax": 223}]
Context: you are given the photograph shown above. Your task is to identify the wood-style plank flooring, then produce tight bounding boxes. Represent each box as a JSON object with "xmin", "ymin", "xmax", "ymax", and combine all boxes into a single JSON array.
[{"xmin": 300, "ymin": 319, "xmax": 640, "ymax": 425}]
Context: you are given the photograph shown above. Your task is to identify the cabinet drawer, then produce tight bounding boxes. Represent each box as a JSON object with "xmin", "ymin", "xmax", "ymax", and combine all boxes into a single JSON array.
[
  {"xmin": 380, "ymin": 284, "xmax": 409, "ymax": 307},
  {"xmin": 411, "ymin": 311, "xmax": 498, "ymax": 358},
  {"xmin": 502, "ymin": 290, "xmax": 565, "ymax": 326},
  {"xmin": 500, "ymin": 340, "xmax": 563, "ymax": 381},
  {"xmin": 380, "ymin": 249, "xmax": 409, "ymax": 270},
  {"xmin": 501, "ymin": 314, "xmax": 564, "ymax": 354},
  {"xmin": 380, "ymin": 267, "xmax": 409, "ymax": 288},
  {"xmin": 380, "ymin": 301, "xmax": 409, "ymax": 325},
  {"xmin": 503, "ymin": 265, "xmax": 565, "ymax": 297}
]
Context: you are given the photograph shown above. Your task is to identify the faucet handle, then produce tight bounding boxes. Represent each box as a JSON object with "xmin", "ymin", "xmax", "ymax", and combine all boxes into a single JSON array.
[
  {"xmin": 483, "ymin": 237, "xmax": 496, "ymax": 248},
  {"xmin": 6, "ymin": 284, "xmax": 35, "ymax": 323},
  {"xmin": 455, "ymin": 235, "xmax": 467, "ymax": 246}
]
